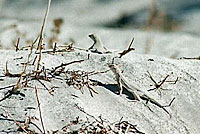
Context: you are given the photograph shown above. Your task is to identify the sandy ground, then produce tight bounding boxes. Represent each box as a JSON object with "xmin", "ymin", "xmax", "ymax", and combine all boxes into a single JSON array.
[
  {"xmin": 0, "ymin": 49, "xmax": 200, "ymax": 133},
  {"xmin": 0, "ymin": 0, "xmax": 200, "ymax": 133}
]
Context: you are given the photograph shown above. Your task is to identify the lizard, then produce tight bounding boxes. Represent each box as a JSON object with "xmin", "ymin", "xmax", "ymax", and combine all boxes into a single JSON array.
[
  {"xmin": 108, "ymin": 64, "xmax": 174, "ymax": 117},
  {"xmin": 87, "ymin": 33, "xmax": 135, "ymax": 59},
  {"xmin": 88, "ymin": 33, "xmax": 111, "ymax": 54}
]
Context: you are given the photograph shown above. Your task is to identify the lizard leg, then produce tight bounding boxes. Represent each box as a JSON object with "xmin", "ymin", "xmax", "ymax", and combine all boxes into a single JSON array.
[
  {"xmin": 141, "ymin": 95, "xmax": 171, "ymax": 117},
  {"xmin": 117, "ymin": 78, "xmax": 123, "ymax": 95}
]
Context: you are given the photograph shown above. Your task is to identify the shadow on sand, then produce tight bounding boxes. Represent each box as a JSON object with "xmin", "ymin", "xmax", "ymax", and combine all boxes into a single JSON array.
[{"xmin": 90, "ymin": 79, "xmax": 135, "ymax": 100}]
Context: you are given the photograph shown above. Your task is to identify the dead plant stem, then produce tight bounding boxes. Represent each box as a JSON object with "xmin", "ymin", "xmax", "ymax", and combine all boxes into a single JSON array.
[
  {"xmin": 35, "ymin": 86, "xmax": 46, "ymax": 134},
  {"xmin": 36, "ymin": 0, "xmax": 52, "ymax": 71}
]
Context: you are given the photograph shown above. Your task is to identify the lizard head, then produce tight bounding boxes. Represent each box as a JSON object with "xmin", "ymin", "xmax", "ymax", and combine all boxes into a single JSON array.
[
  {"xmin": 108, "ymin": 64, "xmax": 120, "ymax": 74},
  {"xmin": 88, "ymin": 33, "xmax": 97, "ymax": 42}
]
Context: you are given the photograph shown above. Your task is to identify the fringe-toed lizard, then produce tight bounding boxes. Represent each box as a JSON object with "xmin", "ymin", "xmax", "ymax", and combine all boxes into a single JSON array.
[
  {"xmin": 109, "ymin": 64, "xmax": 173, "ymax": 117},
  {"xmin": 88, "ymin": 33, "xmax": 111, "ymax": 54}
]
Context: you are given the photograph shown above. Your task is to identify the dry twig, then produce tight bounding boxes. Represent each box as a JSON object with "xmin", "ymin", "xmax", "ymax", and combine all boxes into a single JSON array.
[
  {"xmin": 36, "ymin": 0, "xmax": 52, "ymax": 73},
  {"xmin": 0, "ymin": 107, "xmax": 28, "ymax": 133},
  {"xmin": 147, "ymin": 71, "xmax": 178, "ymax": 96},
  {"xmin": 118, "ymin": 37, "xmax": 135, "ymax": 58},
  {"xmin": 180, "ymin": 56, "xmax": 200, "ymax": 60},
  {"xmin": 15, "ymin": 37, "xmax": 20, "ymax": 52},
  {"xmin": 35, "ymin": 86, "xmax": 46, "ymax": 134},
  {"xmin": 52, "ymin": 59, "xmax": 84, "ymax": 72},
  {"xmin": 65, "ymin": 70, "xmax": 98, "ymax": 97},
  {"xmin": 67, "ymin": 104, "xmax": 145, "ymax": 133}
]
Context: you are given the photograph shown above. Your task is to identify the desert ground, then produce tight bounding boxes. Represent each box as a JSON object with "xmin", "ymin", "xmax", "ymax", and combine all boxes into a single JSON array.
[{"xmin": 0, "ymin": 0, "xmax": 200, "ymax": 133}]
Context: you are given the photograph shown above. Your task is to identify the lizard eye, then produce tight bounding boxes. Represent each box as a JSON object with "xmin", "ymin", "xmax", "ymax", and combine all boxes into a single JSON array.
[
  {"xmin": 108, "ymin": 64, "xmax": 113, "ymax": 68},
  {"xmin": 88, "ymin": 33, "xmax": 95, "ymax": 38}
]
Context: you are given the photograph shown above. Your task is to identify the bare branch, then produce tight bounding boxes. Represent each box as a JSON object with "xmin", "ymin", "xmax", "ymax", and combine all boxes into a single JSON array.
[
  {"xmin": 53, "ymin": 60, "xmax": 84, "ymax": 72},
  {"xmin": 35, "ymin": 86, "xmax": 46, "ymax": 134},
  {"xmin": 36, "ymin": 0, "xmax": 52, "ymax": 72},
  {"xmin": 118, "ymin": 37, "xmax": 135, "ymax": 58},
  {"xmin": 15, "ymin": 37, "xmax": 20, "ymax": 52}
]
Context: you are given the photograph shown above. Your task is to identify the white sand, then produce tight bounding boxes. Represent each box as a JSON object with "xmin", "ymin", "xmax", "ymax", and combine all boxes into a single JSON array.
[{"xmin": 0, "ymin": 0, "xmax": 200, "ymax": 133}]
